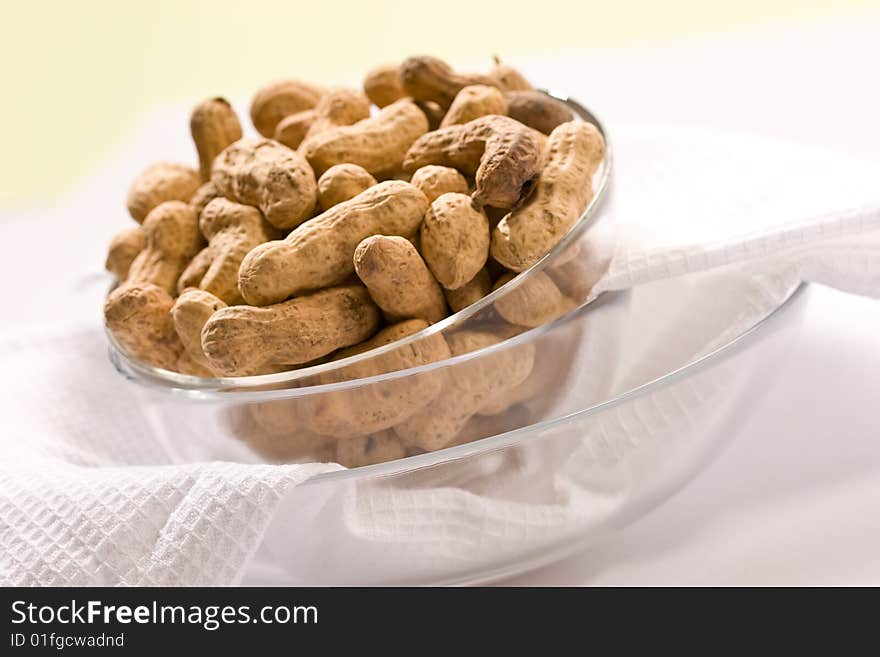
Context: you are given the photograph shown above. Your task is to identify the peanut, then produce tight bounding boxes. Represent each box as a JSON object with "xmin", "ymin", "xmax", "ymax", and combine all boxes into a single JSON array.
[
  {"xmin": 249, "ymin": 79, "xmax": 323, "ymax": 137},
  {"xmin": 317, "ymin": 163, "xmax": 377, "ymax": 210},
  {"xmin": 189, "ymin": 181, "xmax": 221, "ymax": 216},
  {"xmin": 230, "ymin": 401, "xmax": 332, "ymax": 462},
  {"xmin": 505, "ymin": 90, "xmax": 574, "ymax": 135},
  {"xmin": 126, "ymin": 162, "xmax": 201, "ymax": 223},
  {"xmin": 459, "ymin": 403, "xmax": 534, "ymax": 443},
  {"xmin": 409, "ymin": 165, "xmax": 468, "ymax": 203},
  {"xmin": 354, "ymin": 235, "xmax": 447, "ymax": 323},
  {"xmin": 301, "ymin": 98, "xmax": 429, "ymax": 178},
  {"xmin": 177, "ymin": 247, "xmax": 213, "ymax": 293},
  {"xmin": 404, "ymin": 115, "xmax": 546, "ymax": 209},
  {"xmin": 546, "ymin": 229, "xmax": 615, "ymax": 301},
  {"xmin": 332, "ymin": 318, "xmax": 440, "ymax": 360},
  {"xmin": 190, "ymin": 197, "xmax": 278, "ymax": 304},
  {"xmin": 443, "ymin": 267, "xmax": 491, "ymax": 312},
  {"xmin": 299, "ymin": 319, "xmax": 450, "ymax": 438},
  {"xmin": 211, "ymin": 137, "xmax": 317, "ymax": 230},
  {"xmin": 484, "ymin": 250, "xmax": 508, "ymax": 280},
  {"xmin": 104, "ymin": 283, "xmax": 182, "ymax": 371},
  {"xmin": 491, "ymin": 120, "xmax": 605, "ymax": 271},
  {"xmin": 483, "ymin": 204, "xmax": 508, "ymax": 230},
  {"xmin": 420, "ymin": 193, "xmax": 489, "ymax": 290},
  {"xmin": 334, "ymin": 430, "xmax": 407, "ymax": 468},
  {"xmin": 394, "ymin": 330, "xmax": 535, "ymax": 451},
  {"xmin": 273, "ymin": 110, "xmax": 315, "ymax": 150},
  {"xmin": 171, "ymin": 289, "xmax": 227, "ymax": 374},
  {"xmin": 490, "ymin": 56, "xmax": 533, "ymax": 92},
  {"xmin": 363, "ymin": 64, "xmax": 405, "ymax": 108},
  {"xmin": 301, "ymin": 88, "xmax": 371, "ymax": 144},
  {"xmin": 238, "ymin": 180, "xmax": 428, "ymax": 305},
  {"xmin": 126, "ymin": 201, "xmax": 204, "ymax": 294},
  {"xmin": 478, "ymin": 341, "xmax": 564, "ymax": 416},
  {"xmin": 399, "ymin": 55, "xmax": 499, "ymax": 109},
  {"xmin": 190, "ymin": 97, "xmax": 242, "ymax": 182},
  {"xmin": 202, "ymin": 284, "xmax": 380, "ymax": 376},
  {"xmin": 105, "ymin": 227, "xmax": 145, "ymax": 281},
  {"xmin": 440, "ymin": 85, "xmax": 507, "ymax": 128},
  {"xmin": 246, "ymin": 402, "xmax": 305, "ymax": 438},
  {"xmin": 415, "ymin": 100, "xmax": 446, "ymax": 130},
  {"xmin": 492, "ymin": 271, "xmax": 575, "ymax": 327},
  {"xmin": 176, "ymin": 350, "xmax": 216, "ymax": 377}
]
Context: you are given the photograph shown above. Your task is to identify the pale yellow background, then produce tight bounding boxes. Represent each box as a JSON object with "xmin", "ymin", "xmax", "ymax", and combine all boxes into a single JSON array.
[{"xmin": 2, "ymin": 0, "xmax": 877, "ymax": 207}]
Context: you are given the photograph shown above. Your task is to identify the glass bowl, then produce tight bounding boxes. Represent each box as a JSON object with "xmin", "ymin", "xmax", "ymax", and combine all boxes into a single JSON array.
[
  {"xmin": 107, "ymin": 95, "xmax": 808, "ymax": 584},
  {"xmin": 108, "ymin": 91, "xmax": 617, "ymax": 465}
]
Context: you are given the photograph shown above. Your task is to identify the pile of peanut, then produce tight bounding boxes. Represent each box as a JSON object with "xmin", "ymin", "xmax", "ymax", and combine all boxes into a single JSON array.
[{"xmin": 105, "ymin": 56, "xmax": 605, "ymax": 431}]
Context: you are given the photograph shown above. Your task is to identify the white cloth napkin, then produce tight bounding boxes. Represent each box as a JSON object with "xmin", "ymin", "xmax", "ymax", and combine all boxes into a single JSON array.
[{"xmin": 1, "ymin": 110, "xmax": 878, "ymax": 585}]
